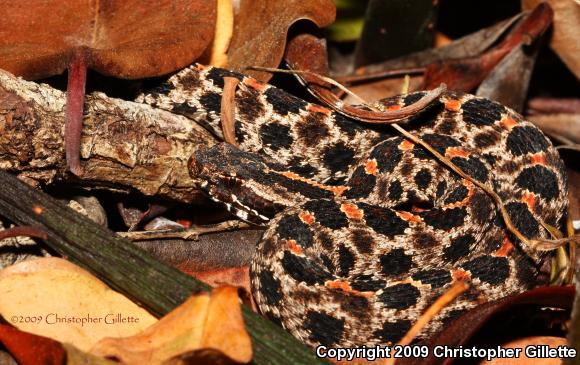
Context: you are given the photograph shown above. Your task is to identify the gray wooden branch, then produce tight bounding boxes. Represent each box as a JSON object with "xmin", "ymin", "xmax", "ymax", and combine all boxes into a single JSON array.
[
  {"xmin": 0, "ymin": 70, "xmax": 214, "ymax": 203},
  {"xmin": 0, "ymin": 170, "xmax": 328, "ymax": 365}
]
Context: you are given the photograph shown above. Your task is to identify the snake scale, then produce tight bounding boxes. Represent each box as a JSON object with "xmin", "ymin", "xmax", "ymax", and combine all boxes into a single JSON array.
[{"xmin": 136, "ymin": 64, "xmax": 568, "ymax": 349}]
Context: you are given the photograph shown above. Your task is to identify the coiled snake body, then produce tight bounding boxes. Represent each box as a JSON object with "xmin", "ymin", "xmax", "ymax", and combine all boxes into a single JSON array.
[{"xmin": 137, "ymin": 64, "xmax": 568, "ymax": 348}]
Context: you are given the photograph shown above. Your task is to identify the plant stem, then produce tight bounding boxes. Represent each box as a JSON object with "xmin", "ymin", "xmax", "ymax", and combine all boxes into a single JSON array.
[{"xmin": 65, "ymin": 50, "xmax": 88, "ymax": 175}]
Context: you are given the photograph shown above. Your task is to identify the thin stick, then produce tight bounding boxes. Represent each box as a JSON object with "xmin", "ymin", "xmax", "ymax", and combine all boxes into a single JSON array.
[
  {"xmin": 118, "ymin": 220, "xmax": 252, "ymax": 241},
  {"xmin": 221, "ymin": 77, "xmax": 240, "ymax": 146},
  {"xmin": 0, "ymin": 225, "xmax": 48, "ymax": 240},
  {"xmin": 65, "ymin": 51, "xmax": 87, "ymax": 176},
  {"xmin": 556, "ymin": 145, "xmax": 580, "ymax": 152},
  {"xmin": 399, "ymin": 281, "xmax": 470, "ymax": 345}
]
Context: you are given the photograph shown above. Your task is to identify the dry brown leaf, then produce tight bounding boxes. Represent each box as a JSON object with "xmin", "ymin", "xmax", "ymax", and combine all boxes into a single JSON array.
[
  {"xmin": 0, "ymin": 0, "xmax": 215, "ymax": 79},
  {"xmin": 91, "ymin": 286, "xmax": 252, "ymax": 365},
  {"xmin": 0, "ymin": 258, "xmax": 156, "ymax": 351},
  {"xmin": 523, "ymin": 0, "xmax": 580, "ymax": 79},
  {"xmin": 227, "ymin": 0, "xmax": 336, "ymax": 81}
]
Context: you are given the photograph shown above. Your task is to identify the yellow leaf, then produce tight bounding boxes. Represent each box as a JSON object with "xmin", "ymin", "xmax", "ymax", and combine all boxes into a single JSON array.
[{"xmin": 0, "ymin": 258, "xmax": 157, "ymax": 351}]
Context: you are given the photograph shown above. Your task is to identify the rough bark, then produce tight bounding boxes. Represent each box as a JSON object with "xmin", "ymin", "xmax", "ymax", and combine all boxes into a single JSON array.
[{"xmin": 0, "ymin": 70, "xmax": 216, "ymax": 203}]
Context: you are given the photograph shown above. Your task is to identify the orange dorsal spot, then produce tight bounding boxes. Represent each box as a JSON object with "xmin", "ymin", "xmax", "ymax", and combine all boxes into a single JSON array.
[
  {"xmin": 530, "ymin": 153, "xmax": 546, "ymax": 166},
  {"xmin": 279, "ymin": 171, "xmax": 348, "ymax": 196},
  {"xmin": 395, "ymin": 211, "xmax": 422, "ymax": 223},
  {"xmin": 195, "ymin": 64, "xmax": 206, "ymax": 70},
  {"xmin": 341, "ymin": 203, "xmax": 364, "ymax": 219},
  {"xmin": 326, "ymin": 280, "xmax": 353, "ymax": 291},
  {"xmin": 364, "ymin": 159, "xmax": 378, "ymax": 175},
  {"xmin": 445, "ymin": 99, "xmax": 461, "ymax": 112},
  {"xmin": 299, "ymin": 212, "xmax": 315, "ymax": 225},
  {"xmin": 399, "ymin": 140, "xmax": 415, "ymax": 151},
  {"xmin": 243, "ymin": 77, "xmax": 267, "ymax": 91},
  {"xmin": 452, "ymin": 269, "xmax": 471, "ymax": 282},
  {"xmin": 445, "ymin": 147, "xmax": 470, "ymax": 158},
  {"xmin": 522, "ymin": 191, "xmax": 536, "ymax": 211},
  {"xmin": 500, "ymin": 116, "xmax": 518, "ymax": 130},
  {"xmin": 307, "ymin": 104, "xmax": 332, "ymax": 115},
  {"xmin": 326, "ymin": 280, "xmax": 375, "ymax": 297},
  {"xmin": 329, "ymin": 185, "xmax": 349, "ymax": 196},
  {"xmin": 387, "ymin": 104, "xmax": 402, "ymax": 111},
  {"xmin": 495, "ymin": 236, "xmax": 515, "ymax": 257},
  {"xmin": 287, "ymin": 240, "xmax": 303, "ymax": 255}
]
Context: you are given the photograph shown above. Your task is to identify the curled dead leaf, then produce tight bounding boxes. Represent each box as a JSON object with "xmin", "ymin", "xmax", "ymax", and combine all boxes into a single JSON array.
[
  {"xmin": 227, "ymin": 0, "xmax": 336, "ymax": 81},
  {"xmin": 522, "ymin": 0, "xmax": 580, "ymax": 79},
  {"xmin": 91, "ymin": 286, "xmax": 252, "ymax": 365},
  {"xmin": 422, "ymin": 3, "xmax": 553, "ymax": 91}
]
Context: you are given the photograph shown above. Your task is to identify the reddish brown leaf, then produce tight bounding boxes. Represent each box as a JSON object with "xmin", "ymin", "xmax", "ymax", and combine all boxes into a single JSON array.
[
  {"xmin": 227, "ymin": 0, "xmax": 335, "ymax": 81},
  {"xmin": 422, "ymin": 3, "xmax": 553, "ymax": 91},
  {"xmin": 528, "ymin": 98, "xmax": 580, "ymax": 115},
  {"xmin": 0, "ymin": 324, "xmax": 65, "ymax": 365},
  {"xmin": 285, "ymin": 33, "xmax": 333, "ymax": 87},
  {"xmin": 189, "ymin": 266, "xmax": 252, "ymax": 294},
  {"xmin": 0, "ymin": 0, "xmax": 216, "ymax": 80}
]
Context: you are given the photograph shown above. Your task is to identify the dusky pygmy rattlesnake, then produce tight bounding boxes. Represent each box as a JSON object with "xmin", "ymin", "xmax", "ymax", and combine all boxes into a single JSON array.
[{"xmin": 137, "ymin": 64, "xmax": 568, "ymax": 348}]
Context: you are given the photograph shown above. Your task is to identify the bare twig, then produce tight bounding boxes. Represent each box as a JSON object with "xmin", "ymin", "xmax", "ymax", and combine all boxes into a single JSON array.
[
  {"xmin": 0, "ymin": 225, "xmax": 48, "ymax": 241},
  {"xmin": 119, "ymin": 220, "xmax": 252, "ymax": 241},
  {"xmin": 0, "ymin": 70, "xmax": 216, "ymax": 204}
]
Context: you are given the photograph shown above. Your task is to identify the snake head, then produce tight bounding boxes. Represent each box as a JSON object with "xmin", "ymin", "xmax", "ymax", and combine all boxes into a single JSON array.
[{"xmin": 189, "ymin": 143, "xmax": 299, "ymax": 225}]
